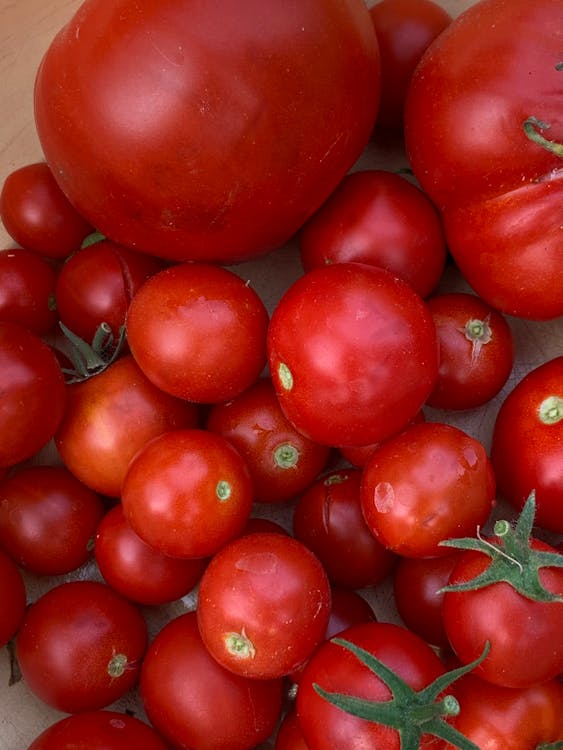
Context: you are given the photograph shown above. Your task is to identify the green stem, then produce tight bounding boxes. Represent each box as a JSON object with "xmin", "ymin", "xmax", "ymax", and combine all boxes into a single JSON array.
[{"xmin": 523, "ymin": 117, "xmax": 563, "ymax": 158}]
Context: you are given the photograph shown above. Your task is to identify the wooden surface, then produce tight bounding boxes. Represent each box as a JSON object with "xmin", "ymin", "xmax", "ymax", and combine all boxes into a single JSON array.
[{"xmin": 1, "ymin": 0, "xmax": 561, "ymax": 747}]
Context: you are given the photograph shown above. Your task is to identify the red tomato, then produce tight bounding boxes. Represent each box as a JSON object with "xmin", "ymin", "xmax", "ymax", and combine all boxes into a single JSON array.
[
  {"xmin": 34, "ymin": 0, "xmax": 380, "ymax": 264},
  {"xmin": 491, "ymin": 356, "xmax": 563, "ymax": 533},
  {"xmin": 369, "ymin": 0, "xmax": 451, "ymax": 130},
  {"xmin": 0, "ymin": 248, "xmax": 58, "ymax": 335},
  {"xmin": 126, "ymin": 263, "xmax": 269, "ymax": 403},
  {"xmin": 140, "ymin": 611, "xmax": 283, "ymax": 750},
  {"xmin": 55, "ymin": 239, "xmax": 163, "ymax": 344},
  {"xmin": 0, "ymin": 162, "xmax": 93, "ymax": 259},
  {"xmin": 425, "ymin": 292, "xmax": 515, "ymax": 410},
  {"xmin": 0, "ymin": 322, "xmax": 67, "ymax": 468},
  {"xmin": 0, "ymin": 547, "xmax": 26, "ymax": 648},
  {"xmin": 360, "ymin": 421, "xmax": 496, "ymax": 558},
  {"xmin": 292, "ymin": 468, "xmax": 396, "ymax": 589},
  {"xmin": 299, "ymin": 169, "xmax": 446, "ymax": 298},
  {"xmin": 122, "ymin": 429, "xmax": 254, "ymax": 559},
  {"xmin": 267, "ymin": 262, "xmax": 438, "ymax": 447},
  {"xmin": 197, "ymin": 532, "xmax": 331, "ymax": 679},
  {"xmin": 16, "ymin": 580, "xmax": 148, "ymax": 713},
  {"xmin": 206, "ymin": 377, "xmax": 330, "ymax": 504},
  {"xmin": 55, "ymin": 355, "xmax": 199, "ymax": 497},
  {"xmin": 26, "ymin": 711, "xmax": 169, "ymax": 750},
  {"xmin": 404, "ymin": 0, "xmax": 563, "ymax": 319},
  {"xmin": 0, "ymin": 465, "xmax": 105, "ymax": 576}
]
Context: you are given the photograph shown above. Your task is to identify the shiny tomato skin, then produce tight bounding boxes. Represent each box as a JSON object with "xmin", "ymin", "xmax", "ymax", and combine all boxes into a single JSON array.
[
  {"xmin": 0, "ymin": 548, "xmax": 26, "ymax": 648},
  {"xmin": 55, "ymin": 355, "xmax": 199, "ymax": 497},
  {"xmin": 0, "ymin": 465, "xmax": 105, "ymax": 576},
  {"xmin": 16, "ymin": 580, "xmax": 148, "ymax": 713},
  {"xmin": 197, "ymin": 532, "xmax": 331, "ymax": 679},
  {"xmin": 0, "ymin": 248, "xmax": 58, "ymax": 336},
  {"xmin": 140, "ymin": 611, "xmax": 283, "ymax": 750},
  {"xmin": 0, "ymin": 162, "xmax": 93, "ymax": 259},
  {"xmin": 126, "ymin": 262, "xmax": 269, "ymax": 403},
  {"xmin": 360, "ymin": 421, "xmax": 496, "ymax": 558},
  {"xmin": 34, "ymin": 0, "xmax": 380, "ymax": 264},
  {"xmin": 491, "ymin": 356, "xmax": 563, "ymax": 533},
  {"xmin": 0, "ymin": 322, "xmax": 67, "ymax": 468},
  {"xmin": 26, "ymin": 711, "xmax": 169, "ymax": 750},
  {"xmin": 267, "ymin": 262, "xmax": 438, "ymax": 448}
]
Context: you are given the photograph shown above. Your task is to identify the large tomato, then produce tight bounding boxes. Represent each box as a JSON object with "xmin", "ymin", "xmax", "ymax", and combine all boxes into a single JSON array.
[
  {"xmin": 33, "ymin": 0, "xmax": 380, "ymax": 264},
  {"xmin": 404, "ymin": 0, "xmax": 563, "ymax": 320}
]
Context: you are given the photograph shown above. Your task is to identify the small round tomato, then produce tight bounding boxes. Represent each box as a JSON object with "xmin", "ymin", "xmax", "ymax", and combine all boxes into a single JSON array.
[
  {"xmin": 122, "ymin": 429, "xmax": 254, "ymax": 559},
  {"xmin": 0, "ymin": 547, "xmax": 26, "ymax": 648},
  {"xmin": 0, "ymin": 162, "xmax": 93, "ymax": 259},
  {"xmin": 26, "ymin": 711, "xmax": 169, "ymax": 750},
  {"xmin": 267, "ymin": 262, "xmax": 438, "ymax": 448},
  {"xmin": 425, "ymin": 291, "xmax": 515, "ymax": 410},
  {"xmin": 16, "ymin": 580, "xmax": 148, "ymax": 713},
  {"xmin": 197, "ymin": 532, "xmax": 331, "ymax": 679},
  {"xmin": 360, "ymin": 421, "xmax": 496, "ymax": 558},
  {"xmin": 0, "ymin": 247, "xmax": 58, "ymax": 335},
  {"xmin": 0, "ymin": 465, "xmax": 105, "ymax": 576},
  {"xmin": 299, "ymin": 170, "xmax": 446, "ymax": 298},
  {"xmin": 94, "ymin": 504, "xmax": 207, "ymax": 605},
  {"xmin": 140, "ymin": 611, "xmax": 283, "ymax": 750},
  {"xmin": 0, "ymin": 322, "xmax": 67, "ymax": 468},
  {"xmin": 126, "ymin": 262, "xmax": 269, "ymax": 403}
]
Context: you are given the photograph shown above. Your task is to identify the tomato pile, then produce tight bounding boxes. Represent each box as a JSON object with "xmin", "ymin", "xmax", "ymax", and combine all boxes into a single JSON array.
[{"xmin": 1, "ymin": 0, "xmax": 563, "ymax": 748}]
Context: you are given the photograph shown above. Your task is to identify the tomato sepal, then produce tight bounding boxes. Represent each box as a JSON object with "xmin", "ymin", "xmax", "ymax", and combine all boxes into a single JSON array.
[{"xmin": 59, "ymin": 320, "xmax": 126, "ymax": 383}]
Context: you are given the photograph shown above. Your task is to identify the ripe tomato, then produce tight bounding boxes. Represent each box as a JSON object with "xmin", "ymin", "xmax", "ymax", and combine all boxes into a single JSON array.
[
  {"xmin": 122, "ymin": 429, "xmax": 254, "ymax": 559},
  {"xmin": 0, "ymin": 162, "xmax": 93, "ymax": 259},
  {"xmin": 16, "ymin": 580, "xmax": 148, "ymax": 713},
  {"xmin": 360, "ymin": 421, "xmax": 496, "ymax": 558},
  {"xmin": 26, "ymin": 711, "xmax": 169, "ymax": 750},
  {"xmin": 126, "ymin": 263, "xmax": 269, "ymax": 403},
  {"xmin": 197, "ymin": 532, "xmax": 331, "ymax": 679},
  {"xmin": 140, "ymin": 611, "xmax": 283, "ymax": 750},
  {"xmin": 0, "ymin": 465, "xmax": 105, "ymax": 576},
  {"xmin": 34, "ymin": 0, "xmax": 380, "ymax": 263},
  {"xmin": 0, "ymin": 547, "xmax": 26, "ymax": 648},
  {"xmin": 0, "ymin": 247, "xmax": 58, "ymax": 336},
  {"xmin": 299, "ymin": 170, "xmax": 446, "ymax": 298},
  {"xmin": 0, "ymin": 322, "xmax": 67, "ymax": 468},
  {"xmin": 267, "ymin": 262, "xmax": 438, "ymax": 447},
  {"xmin": 405, "ymin": 0, "xmax": 563, "ymax": 319}
]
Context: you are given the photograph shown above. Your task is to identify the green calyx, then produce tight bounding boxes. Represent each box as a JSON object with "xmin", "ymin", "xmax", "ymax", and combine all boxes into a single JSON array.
[
  {"xmin": 314, "ymin": 639, "xmax": 489, "ymax": 750},
  {"xmin": 523, "ymin": 116, "xmax": 563, "ymax": 159},
  {"xmin": 59, "ymin": 321, "xmax": 126, "ymax": 383},
  {"xmin": 439, "ymin": 491, "xmax": 563, "ymax": 603}
]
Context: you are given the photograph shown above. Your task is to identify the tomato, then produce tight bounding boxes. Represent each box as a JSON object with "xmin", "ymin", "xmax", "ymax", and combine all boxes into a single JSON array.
[
  {"xmin": 16, "ymin": 580, "xmax": 147, "ymax": 713},
  {"xmin": 140, "ymin": 611, "xmax": 283, "ymax": 750},
  {"xmin": 197, "ymin": 532, "xmax": 331, "ymax": 679},
  {"xmin": 55, "ymin": 238, "xmax": 163, "ymax": 344},
  {"xmin": 94, "ymin": 503, "xmax": 207, "ymax": 605},
  {"xmin": 369, "ymin": 0, "xmax": 451, "ymax": 130},
  {"xmin": 0, "ymin": 465, "xmax": 105, "ymax": 576},
  {"xmin": 299, "ymin": 170, "xmax": 446, "ymax": 298},
  {"xmin": 292, "ymin": 468, "xmax": 396, "ymax": 589},
  {"xmin": 360, "ymin": 421, "xmax": 496, "ymax": 558},
  {"xmin": 122, "ymin": 428, "xmax": 254, "ymax": 559},
  {"xmin": 126, "ymin": 262, "xmax": 269, "ymax": 403},
  {"xmin": 55, "ymin": 355, "xmax": 199, "ymax": 497},
  {"xmin": 491, "ymin": 356, "xmax": 563, "ymax": 533},
  {"xmin": 34, "ymin": 0, "xmax": 380, "ymax": 264},
  {"xmin": 0, "ymin": 322, "xmax": 67, "ymax": 468},
  {"xmin": 425, "ymin": 292, "xmax": 515, "ymax": 410},
  {"xmin": 0, "ymin": 547, "xmax": 26, "ymax": 648},
  {"xmin": 404, "ymin": 0, "xmax": 563, "ymax": 320},
  {"xmin": 26, "ymin": 711, "xmax": 169, "ymax": 750},
  {"xmin": 267, "ymin": 262, "xmax": 439, "ymax": 447},
  {"xmin": 0, "ymin": 162, "xmax": 93, "ymax": 259},
  {"xmin": 0, "ymin": 247, "xmax": 58, "ymax": 335},
  {"xmin": 206, "ymin": 377, "xmax": 330, "ymax": 504}
]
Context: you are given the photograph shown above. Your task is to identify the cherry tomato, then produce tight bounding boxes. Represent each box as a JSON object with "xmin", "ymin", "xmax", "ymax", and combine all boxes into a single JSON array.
[
  {"xmin": 0, "ymin": 247, "xmax": 58, "ymax": 335},
  {"xmin": 267, "ymin": 262, "xmax": 438, "ymax": 447},
  {"xmin": 0, "ymin": 547, "xmax": 26, "ymax": 648},
  {"xmin": 126, "ymin": 262, "xmax": 269, "ymax": 403},
  {"xmin": 16, "ymin": 580, "xmax": 147, "ymax": 713},
  {"xmin": 140, "ymin": 611, "xmax": 283, "ymax": 750},
  {"xmin": 299, "ymin": 170, "xmax": 446, "ymax": 298},
  {"xmin": 197, "ymin": 532, "xmax": 331, "ymax": 679}
]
